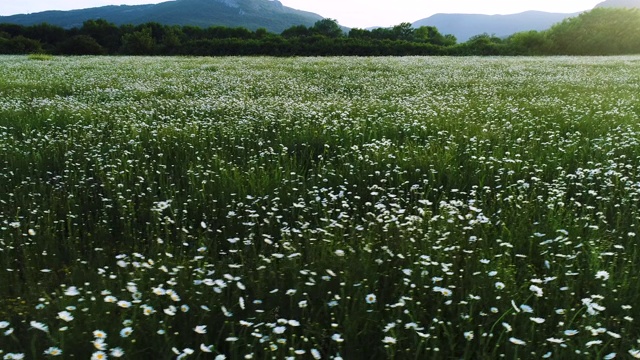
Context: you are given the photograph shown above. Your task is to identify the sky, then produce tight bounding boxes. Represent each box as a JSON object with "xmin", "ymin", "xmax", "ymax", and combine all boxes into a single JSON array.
[{"xmin": 0, "ymin": 0, "xmax": 603, "ymax": 28}]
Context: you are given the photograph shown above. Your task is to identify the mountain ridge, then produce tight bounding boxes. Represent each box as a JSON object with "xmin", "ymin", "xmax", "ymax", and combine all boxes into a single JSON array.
[
  {"xmin": 410, "ymin": 0, "xmax": 640, "ymax": 42},
  {"xmin": 2, "ymin": 0, "xmax": 639, "ymax": 40},
  {"xmin": 0, "ymin": 0, "xmax": 324, "ymax": 34},
  {"xmin": 595, "ymin": 0, "xmax": 640, "ymax": 8},
  {"xmin": 412, "ymin": 11, "xmax": 580, "ymax": 42}
]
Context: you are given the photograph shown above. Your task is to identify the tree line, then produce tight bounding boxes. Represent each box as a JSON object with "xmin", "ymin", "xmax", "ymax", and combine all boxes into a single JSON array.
[{"xmin": 1, "ymin": 7, "xmax": 639, "ymax": 56}]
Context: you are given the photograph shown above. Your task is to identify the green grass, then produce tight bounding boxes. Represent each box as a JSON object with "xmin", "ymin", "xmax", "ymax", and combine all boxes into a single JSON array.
[
  {"xmin": 1, "ymin": 55, "xmax": 640, "ymax": 359},
  {"xmin": 26, "ymin": 54, "xmax": 54, "ymax": 61}
]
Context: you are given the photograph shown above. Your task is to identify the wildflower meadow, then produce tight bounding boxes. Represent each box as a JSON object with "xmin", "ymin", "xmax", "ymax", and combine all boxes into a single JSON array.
[{"xmin": 1, "ymin": 55, "xmax": 640, "ymax": 359}]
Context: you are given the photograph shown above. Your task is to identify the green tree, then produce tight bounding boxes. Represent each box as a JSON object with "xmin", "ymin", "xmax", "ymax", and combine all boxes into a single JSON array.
[
  {"xmin": 506, "ymin": 30, "xmax": 549, "ymax": 55},
  {"xmin": 58, "ymin": 35, "xmax": 107, "ymax": 55},
  {"xmin": 545, "ymin": 8, "xmax": 640, "ymax": 55},
  {"xmin": 414, "ymin": 26, "xmax": 456, "ymax": 45},
  {"xmin": 182, "ymin": 25, "xmax": 206, "ymax": 40},
  {"xmin": 160, "ymin": 26, "xmax": 184, "ymax": 54},
  {"xmin": 311, "ymin": 19, "xmax": 343, "ymax": 38},
  {"xmin": 0, "ymin": 35, "xmax": 43, "ymax": 54},
  {"xmin": 370, "ymin": 27, "xmax": 393, "ymax": 40},
  {"xmin": 391, "ymin": 22, "xmax": 415, "ymax": 41},
  {"xmin": 255, "ymin": 28, "xmax": 268, "ymax": 39},
  {"xmin": 281, "ymin": 25, "xmax": 311, "ymax": 38},
  {"xmin": 81, "ymin": 19, "xmax": 121, "ymax": 53},
  {"xmin": 24, "ymin": 23, "xmax": 67, "ymax": 49},
  {"xmin": 443, "ymin": 34, "xmax": 457, "ymax": 46},
  {"xmin": 0, "ymin": 24, "xmax": 24, "ymax": 38},
  {"xmin": 348, "ymin": 28, "xmax": 371, "ymax": 39},
  {"xmin": 121, "ymin": 27, "xmax": 156, "ymax": 55},
  {"xmin": 461, "ymin": 34, "xmax": 505, "ymax": 55}
]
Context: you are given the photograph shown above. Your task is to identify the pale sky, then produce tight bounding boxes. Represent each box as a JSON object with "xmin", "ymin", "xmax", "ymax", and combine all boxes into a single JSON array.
[{"xmin": 0, "ymin": 0, "xmax": 603, "ymax": 28}]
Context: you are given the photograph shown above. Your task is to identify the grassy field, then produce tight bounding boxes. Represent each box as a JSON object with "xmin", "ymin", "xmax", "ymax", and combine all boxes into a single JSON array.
[{"xmin": 1, "ymin": 55, "xmax": 640, "ymax": 359}]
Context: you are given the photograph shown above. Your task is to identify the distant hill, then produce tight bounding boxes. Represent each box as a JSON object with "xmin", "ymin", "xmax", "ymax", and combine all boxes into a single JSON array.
[
  {"xmin": 596, "ymin": 0, "xmax": 640, "ymax": 8},
  {"xmin": 0, "ymin": 0, "xmax": 325, "ymax": 33},
  {"xmin": 412, "ymin": 11, "xmax": 579, "ymax": 42}
]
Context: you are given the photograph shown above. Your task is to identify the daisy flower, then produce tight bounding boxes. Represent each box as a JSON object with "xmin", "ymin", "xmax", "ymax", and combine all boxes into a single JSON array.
[
  {"xmin": 110, "ymin": 348, "xmax": 124, "ymax": 357},
  {"xmin": 382, "ymin": 336, "xmax": 397, "ymax": 344},
  {"xmin": 43, "ymin": 347, "xmax": 63, "ymax": 356},
  {"xmin": 91, "ymin": 351, "xmax": 107, "ymax": 360},
  {"xmin": 365, "ymin": 293, "xmax": 377, "ymax": 304},
  {"xmin": 57, "ymin": 311, "xmax": 74, "ymax": 322},
  {"xmin": 194, "ymin": 325, "xmax": 207, "ymax": 334},
  {"xmin": 120, "ymin": 327, "xmax": 133, "ymax": 338},
  {"xmin": 64, "ymin": 286, "xmax": 80, "ymax": 296},
  {"xmin": 595, "ymin": 270, "xmax": 610, "ymax": 281},
  {"xmin": 30, "ymin": 321, "xmax": 49, "ymax": 333}
]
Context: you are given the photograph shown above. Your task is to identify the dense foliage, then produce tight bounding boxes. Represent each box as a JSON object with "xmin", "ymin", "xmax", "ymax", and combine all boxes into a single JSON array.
[
  {"xmin": 544, "ymin": 8, "xmax": 640, "ymax": 55},
  {"xmin": 2, "ymin": 55, "xmax": 640, "ymax": 359},
  {"xmin": 0, "ymin": 7, "xmax": 639, "ymax": 56}
]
